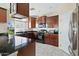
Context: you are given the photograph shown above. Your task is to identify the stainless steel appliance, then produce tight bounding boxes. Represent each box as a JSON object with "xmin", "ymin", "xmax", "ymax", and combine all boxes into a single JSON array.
[
  {"xmin": 68, "ymin": 5, "xmax": 79, "ymax": 56},
  {"xmin": 37, "ymin": 30, "xmax": 47, "ymax": 43}
]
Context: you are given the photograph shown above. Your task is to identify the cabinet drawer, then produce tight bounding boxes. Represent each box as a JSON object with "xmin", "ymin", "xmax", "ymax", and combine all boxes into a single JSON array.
[
  {"xmin": 44, "ymin": 38, "xmax": 50, "ymax": 43},
  {"xmin": 49, "ymin": 38, "xmax": 58, "ymax": 42},
  {"xmin": 49, "ymin": 37, "xmax": 58, "ymax": 46},
  {"xmin": 49, "ymin": 42, "xmax": 58, "ymax": 46},
  {"xmin": 50, "ymin": 34, "xmax": 58, "ymax": 39},
  {"xmin": 45, "ymin": 41, "xmax": 58, "ymax": 46}
]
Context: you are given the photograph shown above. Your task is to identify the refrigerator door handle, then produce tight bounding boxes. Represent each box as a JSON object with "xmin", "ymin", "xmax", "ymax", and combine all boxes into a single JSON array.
[
  {"xmin": 68, "ymin": 31, "xmax": 72, "ymax": 43},
  {"xmin": 72, "ymin": 23, "xmax": 77, "ymax": 50},
  {"xmin": 68, "ymin": 21, "xmax": 73, "ymax": 43}
]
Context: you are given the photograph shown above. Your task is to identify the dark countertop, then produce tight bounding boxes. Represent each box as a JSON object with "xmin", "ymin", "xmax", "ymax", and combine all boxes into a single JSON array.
[
  {"xmin": 0, "ymin": 33, "xmax": 8, "ymax": 36},
  {"xmin": 0, "ymin": 32, "xmax": 33, "ymax": 56},
  {"xmin": 0, "ymin": 31, "xmax": 37, "ymax": 56},
  {"xmin": 0, "ymin": 40, "xmax": 31, "ymax": 56}
]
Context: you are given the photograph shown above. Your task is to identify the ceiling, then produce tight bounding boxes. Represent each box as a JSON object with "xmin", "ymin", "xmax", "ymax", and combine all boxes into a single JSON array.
[
  {"xmin": 29, "ymin": 3, "xmax": 61, "ymax": 17},
  {"xmin": 29, "ymin": 3, "xmax": 76, "ymax": 17}
]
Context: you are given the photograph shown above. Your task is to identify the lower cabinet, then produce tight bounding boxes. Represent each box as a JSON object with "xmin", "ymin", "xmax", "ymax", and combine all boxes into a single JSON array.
[
  {"xmin": 44, "ymin": 33, "xmax": 58, "ymax": 47},
  {"xmin": 17, "ymin": 42, "xmax": 35, "ymax": 56},
  {"xmin": 17, "ymin": 32, "xmax": 36, "ymax": 56}
]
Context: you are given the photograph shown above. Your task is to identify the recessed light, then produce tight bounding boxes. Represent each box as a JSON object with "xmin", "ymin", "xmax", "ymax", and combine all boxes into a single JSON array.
[{"xmin": 30, "ymin": 8, "xmax": 35, "ymax": 10}]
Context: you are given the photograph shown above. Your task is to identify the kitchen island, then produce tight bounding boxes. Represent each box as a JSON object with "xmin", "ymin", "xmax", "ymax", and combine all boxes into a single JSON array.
[{"xmin": 0, "ymin": 31, "xmax": 36, "ymax": 56}]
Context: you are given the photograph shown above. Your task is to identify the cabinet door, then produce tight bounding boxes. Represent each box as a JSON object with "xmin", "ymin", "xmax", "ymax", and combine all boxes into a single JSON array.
[
  {"xmin": 41, "ymin": 16, "xmax": 46, "ymax": 23},
  {"xmin": 17, "ymin": 42, "xmax": 35, "ymax": 56},
  {"xmin": 44, "ymin": 33, "xmax": 50, "ymax": 44},
  {"xmin": 29, "ymin": 17, "xmax": 36, "ymax": 28},
  {"xmin": 0, "ymin": 7, "xmax": 7, "ymax": 23},
  {"xmin": 31, "ymin": 17, "xmax": 36, "ymax": 28},
  {"xmin": 16, "ymin": 3, "xmax": 29, "ymax": 17},
  {"xmin": 37, "ymin": 16, "xmax": 46, "ymax": 28},
  {"xmin": 46, "ymin": 15, "xmax": 58, "ymax": 28},
  {"xmin": 38, "ymin": 16, "xmax": 46, "ymax": 24},
  {"xmin": 44, "ymin": 33, "xmax": 58, "ymax": 47},
  {"xmin": 49, "ymin": 34, "xmax": 58, "ymax": 46}
]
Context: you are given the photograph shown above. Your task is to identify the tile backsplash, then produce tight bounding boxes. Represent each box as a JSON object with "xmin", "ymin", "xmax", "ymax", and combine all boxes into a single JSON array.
[{"xmin": 0, "ymin": 23, "xmax": 7, "ymax": 33}]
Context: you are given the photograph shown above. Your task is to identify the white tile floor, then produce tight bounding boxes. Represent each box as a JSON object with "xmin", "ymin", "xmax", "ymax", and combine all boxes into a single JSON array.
[{"xmin": 36, "ymin": 42, "xmax": 69, "ymax": 56}]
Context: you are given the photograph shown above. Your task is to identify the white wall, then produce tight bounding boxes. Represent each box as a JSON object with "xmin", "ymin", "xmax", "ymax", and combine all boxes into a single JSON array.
[
  {"xmin": 0, "ymin": 3, "xmax": 10, "ymax": 18},
  {"xmin": 59, "ymin": 12, "xmax": 72, "ymax": 55},
  {"xmin": 0, "ymin": 23, "xmax": 7, "ymax": 33},
  {"xmin": 0, "ymin": 3, "xmax": 10, "ymax": 10}
]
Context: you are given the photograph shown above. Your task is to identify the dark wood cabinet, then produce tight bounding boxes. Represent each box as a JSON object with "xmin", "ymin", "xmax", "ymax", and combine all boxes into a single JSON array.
[
  {"xmin": 17, "ymin": 42, "xmax": 35, "ymax": 56},
  {"xmin": 49, "ymin": 34, "xmax": 58, "ymax": 46},
  {"xmin": 46, "ymin": 15, "xmax": 58, "ymax": 28},
  {"xmin": 29, "ymin": 17, "xmax": 36, "ymax": 28},
  {"xmin": 16, "ymin": 3, "xmax": 29, "ymax": 17},
  {"xmin": 31, "ymin": 17, "xmax": 36, "ymax": 28},
  {"xmin": 37, "ymin": 16, "xmax": 46, "ymax": 28},
  {"xmin": 37, "ymin": 15, "xmax": 58, "ymax": 28},
  {"xmin": 44, "ymin": 33, "xmax": 58, "ymax": 47},
  {"xmin": 17, "ymin": 32, "xmax": 36, "ymax": 56},
  {"xmin": 31, "ymin": 19, "xmax": 36, "ymax": 28},
  {"xmin": 38, "ymin": 16, "xmax": 46, "ymax": 24},
  {"xmin": 0, "ymin": 7, "xmax": 7, "ymax": 23}
]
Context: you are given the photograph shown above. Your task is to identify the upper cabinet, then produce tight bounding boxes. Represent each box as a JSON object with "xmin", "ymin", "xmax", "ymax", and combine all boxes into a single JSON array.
[
  {"xmin": 38, "ymin": 16, "xmax": 46, "ymax": 24},
  {"xmin": 29, "ymin": 17, "xmax": 36, "ymax": 28},
  {"xmin": 0, "ymin": 7, "xmax": 7, "ymax": 23},
  {"xmin": 46, "ymin": 15, "xmax": 58, "ymax": 28},
  {"xmin": 37, "ymin": 16, "xmax": 46, "ymax": 28},
  {"xmin": 16, "ymin": 3, "xmax": 29, "ymax": 17}
]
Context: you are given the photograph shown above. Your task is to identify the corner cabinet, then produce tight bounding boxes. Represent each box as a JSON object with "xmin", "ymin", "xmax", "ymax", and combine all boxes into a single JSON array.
[{"xmin": 46, "ymin": 15, "xmax": 58, "ymax": 28}]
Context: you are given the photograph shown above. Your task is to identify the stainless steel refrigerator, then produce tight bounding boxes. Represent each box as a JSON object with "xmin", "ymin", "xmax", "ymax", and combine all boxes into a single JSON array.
[{"xmin": 68, "ymin": 4, "xmax": 79, "ymax": 56}]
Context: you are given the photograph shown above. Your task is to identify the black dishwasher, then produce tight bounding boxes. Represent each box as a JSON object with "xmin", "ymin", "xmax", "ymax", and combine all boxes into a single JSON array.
[{"xmin": 36, "ymin": 30, "xmax": 47, "ymax": 43}]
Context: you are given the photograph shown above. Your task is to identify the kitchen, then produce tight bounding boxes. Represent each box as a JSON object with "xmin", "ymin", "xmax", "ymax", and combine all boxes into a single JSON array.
[{"xmin": 0, "ymin": 3, "xmax": 78, "ymax": 56}]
